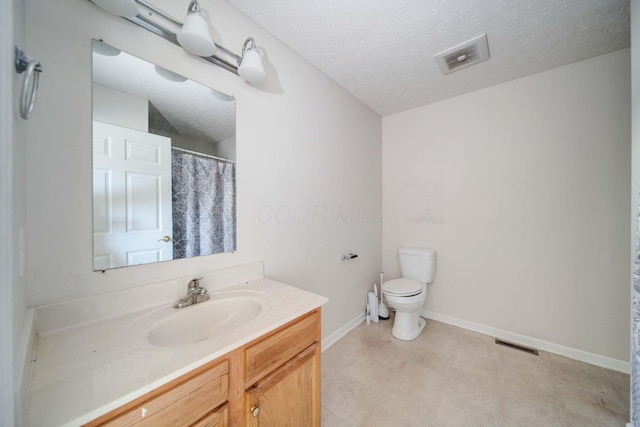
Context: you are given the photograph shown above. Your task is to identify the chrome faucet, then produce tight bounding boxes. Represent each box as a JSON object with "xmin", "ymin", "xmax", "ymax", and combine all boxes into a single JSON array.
[{"xmin": 174, "ymin": 277, "xmax": 210, "ymax": 308}]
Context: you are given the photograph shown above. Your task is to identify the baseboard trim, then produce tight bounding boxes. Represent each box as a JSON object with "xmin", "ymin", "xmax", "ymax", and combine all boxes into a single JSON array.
[
  {"xmin": 322, "ymin": 311, "xmax": 364, "ymax": 352},
  {"xmin": 421, "ymin": 309, "xmax": 630, "ymax": 374}
]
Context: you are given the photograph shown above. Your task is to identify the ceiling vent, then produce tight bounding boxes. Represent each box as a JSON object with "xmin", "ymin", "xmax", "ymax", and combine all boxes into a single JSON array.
[{"xmin": 434, "ymin": 34, "xmax": 490, "ymax": 75}]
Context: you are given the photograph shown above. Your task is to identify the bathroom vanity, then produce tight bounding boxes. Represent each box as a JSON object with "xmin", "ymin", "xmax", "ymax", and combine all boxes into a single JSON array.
[
  {"xmin": 23, "ymin": 263, "xmax": 328, "ymax": 426},
  {"xmin": 87, "ymin": 308, "xmax": 321, "ymax": 426}
]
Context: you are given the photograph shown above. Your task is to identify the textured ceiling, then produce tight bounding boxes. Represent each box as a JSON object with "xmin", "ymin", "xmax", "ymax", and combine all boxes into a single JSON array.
[{"xmin": 224, "ymin": 0, "xmax": 630, "ymax": 116}]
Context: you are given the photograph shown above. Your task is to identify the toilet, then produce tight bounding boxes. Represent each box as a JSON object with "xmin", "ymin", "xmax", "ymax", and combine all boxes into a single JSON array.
[{"xmin": 382, "ymin": 247, "xmax": 437, "ymax": 341}]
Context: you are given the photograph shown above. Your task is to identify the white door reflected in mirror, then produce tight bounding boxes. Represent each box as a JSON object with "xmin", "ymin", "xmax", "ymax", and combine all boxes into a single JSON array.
[{"xmin": 92, "ymin": 121, "xmax": 173, "ymax": 270}]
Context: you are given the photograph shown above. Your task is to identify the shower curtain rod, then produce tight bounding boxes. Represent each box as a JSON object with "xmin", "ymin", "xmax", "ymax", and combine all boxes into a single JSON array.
[{"xmin": 171, "ymin": 146, "xmax": 235, "ymax": 164}]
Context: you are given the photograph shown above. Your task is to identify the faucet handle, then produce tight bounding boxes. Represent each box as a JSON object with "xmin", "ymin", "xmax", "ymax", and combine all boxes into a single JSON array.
[{"xmin": 188, "ymin": 277, "xmax": 204, "ymax": 289}]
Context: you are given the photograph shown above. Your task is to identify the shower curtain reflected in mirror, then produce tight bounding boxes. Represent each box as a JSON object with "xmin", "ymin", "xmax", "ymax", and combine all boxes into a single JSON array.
[{"xmin": 172, "ymin": 151, "xmax": 236, "ymax": 258}]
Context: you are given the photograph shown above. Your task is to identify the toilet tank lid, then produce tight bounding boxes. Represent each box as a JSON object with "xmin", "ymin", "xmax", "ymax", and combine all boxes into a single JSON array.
[{"xmin": 399, "ymin": 247, "xmax": 436, "ymax": 257}]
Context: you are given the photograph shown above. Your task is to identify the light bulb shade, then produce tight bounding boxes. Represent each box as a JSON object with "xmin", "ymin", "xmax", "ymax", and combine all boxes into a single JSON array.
[
  {"xmin": 177, "ymin": 12, "xmax": 216, "ymax": 57},
  {"xmin": 154, "ymin": 65, "xmax": 187, "ymax": 82},
  {"xmin": 238, "ymin": 48, "xmax": 266, "ymax": 83},
  {"xmin": 90, "ymin": 0, "xmax": 139, "ymax": 18},
  {"xmin": 92, "ymin": 40, "xmax": 121, "ymax": 56}
]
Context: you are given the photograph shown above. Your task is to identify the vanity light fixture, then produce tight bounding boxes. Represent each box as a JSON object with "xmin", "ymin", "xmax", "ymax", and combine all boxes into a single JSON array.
[
  {"xmin": 237, "ymin": 38, "xmax": 266, "ymax": 84},
  {"xmin": 176, "ymin": 0, "xmax": 216, "ymax": 57},
  {"xmin": 88, "ymin": 0, "xmax": 268, "ymax": 84}
]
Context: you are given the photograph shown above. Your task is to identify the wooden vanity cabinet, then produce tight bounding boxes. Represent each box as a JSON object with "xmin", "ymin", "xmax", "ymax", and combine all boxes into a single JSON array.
[
  {"xmin": 243, "ymin": 310, "xmax": 321, "ymax": 427},
  {"xmin": 85, "ymin": 308, "xmax": 321, "ymax": 427}
]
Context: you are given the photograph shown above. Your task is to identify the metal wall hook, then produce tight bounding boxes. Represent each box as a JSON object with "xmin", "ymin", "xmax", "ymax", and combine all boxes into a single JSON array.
[{"xmin": 15, "ymin": 46, "xmax": 43, "ymax": 120}]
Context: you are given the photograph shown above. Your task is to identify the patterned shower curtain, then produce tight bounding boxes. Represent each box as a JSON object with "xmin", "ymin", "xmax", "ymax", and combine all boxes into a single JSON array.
[
  {"xmin": 634, "ymin": 196, "xmax": 640, "ymax": 426},
  {"xmin": 171, "ymin": 151, "xmax": 236, "ymax": 258}
]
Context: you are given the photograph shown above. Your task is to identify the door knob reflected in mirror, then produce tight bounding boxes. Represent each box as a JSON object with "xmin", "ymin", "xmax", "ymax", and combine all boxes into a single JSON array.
[{"xmin": 158, "ymin": 236, "xmax": 172, "ymax": 243}]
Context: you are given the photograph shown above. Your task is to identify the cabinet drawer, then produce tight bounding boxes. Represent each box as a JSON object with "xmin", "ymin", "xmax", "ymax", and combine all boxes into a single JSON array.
[
  {"xmin": 100, "ymin": 360, "xmax": 229, "ymax": 427},
  {"xmin": 245, "ymin": 310, "xmax": 320, "ymax": 387},
  {"xmin": 191, "ymin": 403, "xmax": 228, "ymax": 427}
]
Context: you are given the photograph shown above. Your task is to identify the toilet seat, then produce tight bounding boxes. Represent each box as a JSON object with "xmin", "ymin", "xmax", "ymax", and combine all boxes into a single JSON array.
[{"xmin": 382, "ymin": 278, "xmax": 423, "ymax": 297}]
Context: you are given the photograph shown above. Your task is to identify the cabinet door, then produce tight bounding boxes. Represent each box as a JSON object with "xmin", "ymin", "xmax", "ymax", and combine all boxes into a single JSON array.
[{"xmin": 245, "ymin": 344, "xmax": 320, "ymax": 427}]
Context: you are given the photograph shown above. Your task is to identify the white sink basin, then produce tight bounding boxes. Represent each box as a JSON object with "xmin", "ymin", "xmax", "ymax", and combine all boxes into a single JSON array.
[{"xmin": 122, "ymin": 290, "xmax": 270, "ymax": 349}]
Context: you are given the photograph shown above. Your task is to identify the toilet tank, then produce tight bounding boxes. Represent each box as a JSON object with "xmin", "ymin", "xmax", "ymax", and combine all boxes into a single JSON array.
[{"xmin": 399, "ymin": 247, "xmax": 437, "ymax": 284}]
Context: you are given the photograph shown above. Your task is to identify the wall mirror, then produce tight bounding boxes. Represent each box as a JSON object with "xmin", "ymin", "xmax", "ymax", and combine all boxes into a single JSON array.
[{"xmin": 91, "ymin": 40, "xmax": 236, "ymax": 271}]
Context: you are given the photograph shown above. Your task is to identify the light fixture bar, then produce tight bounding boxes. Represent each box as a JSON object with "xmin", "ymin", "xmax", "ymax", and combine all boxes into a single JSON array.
[
  {"xmin": 126, "ymin": 15, "xmax": 177, "ymax": 44},
  {"xmin": 202, "ymin": 50, "xmax": 241, "ymax": 74},
  {"xmin": 123, "ymin": 0, "xmax": 242, "ymax": 74},
  {"xmin": 214, "ymin": 44, "xmax": 242, "ymax": 62}
]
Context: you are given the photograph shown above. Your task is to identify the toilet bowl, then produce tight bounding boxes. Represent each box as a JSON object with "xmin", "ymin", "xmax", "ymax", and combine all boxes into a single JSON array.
[
  {"xmin": 382, "ymin": 248, "xmax": 436, "ymax": 341},
  {"xmin": 383, "ymin": 280, "xmax": 427, "ymax": 340}
]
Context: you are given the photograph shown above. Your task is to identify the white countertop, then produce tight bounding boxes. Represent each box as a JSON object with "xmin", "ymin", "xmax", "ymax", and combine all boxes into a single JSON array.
[{"xmin": 25, "ymin": 278, "xmax": 328, "ymax": 426}]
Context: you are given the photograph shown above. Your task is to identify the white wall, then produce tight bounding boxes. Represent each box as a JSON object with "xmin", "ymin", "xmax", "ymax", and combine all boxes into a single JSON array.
[
  {"xmin": 92, "ymin": 83, "xmax": 148, "ymax": 132},
  {"xmin": 172, "ymin": 134, "xmax": 227, "ymax": 158},
  {"xmin": 383, "ymin": 49, "xmax": 631, "ymax": 361},
  {"xmin": 0, "ymin": 2, "xmax": 15, "ymax": 425},
  {"xmin": 214, "ymin": 135, "xmax": 236, "ymax": 161},
  {"xmin": 1, "ymin": 0, "xmax": 29, "ymax": 425},
  {"xmin": 9, "ymin": 0, "xmax": 27, "ymax": 353},
  {"xmin": 24, "ymin": 0, "xmax": 381, "ymax": 339}
]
